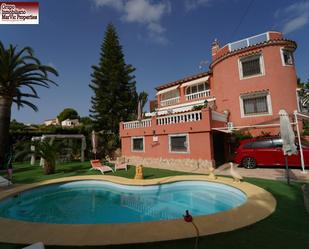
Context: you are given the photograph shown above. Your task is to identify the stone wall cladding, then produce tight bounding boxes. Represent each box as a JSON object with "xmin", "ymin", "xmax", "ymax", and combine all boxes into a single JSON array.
[{"xmin": 125, "ymin": 156, "xmax": 214, "ymax": 174}]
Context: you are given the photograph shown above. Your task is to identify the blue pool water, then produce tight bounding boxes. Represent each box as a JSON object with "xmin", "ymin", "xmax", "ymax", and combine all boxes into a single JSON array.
[{"xmin": 0, "ymin": 180, "xmax": 247, "ymax": 224}]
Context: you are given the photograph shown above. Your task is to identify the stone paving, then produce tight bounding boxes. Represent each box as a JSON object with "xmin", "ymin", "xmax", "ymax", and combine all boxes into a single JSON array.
[{"xmin": 216, "ymin": 163, "xmax": 309, "ymax": 183}]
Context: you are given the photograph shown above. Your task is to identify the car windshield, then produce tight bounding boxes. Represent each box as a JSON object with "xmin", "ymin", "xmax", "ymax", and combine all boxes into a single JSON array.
[
  {"xmin": 272, "ymin": 138, "xmax": 309, "ymax": 148},
  {"xmin": 239, "ymin": 137, "xmax": 309, "ymax": 149},
  {"xmin": 251, "ymin": 140, "xmax": 273, "ymax": 148}
]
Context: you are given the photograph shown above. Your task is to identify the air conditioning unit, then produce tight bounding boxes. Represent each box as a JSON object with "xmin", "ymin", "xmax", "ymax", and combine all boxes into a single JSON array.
[{"xmin": 227, "ymin": 122, "xmax": 234, "ymax": 130}]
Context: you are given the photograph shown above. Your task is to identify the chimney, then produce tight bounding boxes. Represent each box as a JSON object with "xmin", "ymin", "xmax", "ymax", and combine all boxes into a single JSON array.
[{"xmin": 211, "ymin": 38, "xmax": 220, "ymax": 60}]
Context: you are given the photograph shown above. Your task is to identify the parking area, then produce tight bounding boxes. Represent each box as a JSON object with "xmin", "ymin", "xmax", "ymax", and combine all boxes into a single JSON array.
[{"xmin": 217, "ymin": 163, "xmax": 309, "ymax": 183}]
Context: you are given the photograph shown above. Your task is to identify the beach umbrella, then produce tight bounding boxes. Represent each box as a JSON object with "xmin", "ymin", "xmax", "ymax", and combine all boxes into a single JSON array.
[
  {"xmin": 91, "ymin": 130, "xmax": 98, "ymax": 159},
  {"xmin": 279, "ymin": 109, "xmax": 297, "ymax": 184}
]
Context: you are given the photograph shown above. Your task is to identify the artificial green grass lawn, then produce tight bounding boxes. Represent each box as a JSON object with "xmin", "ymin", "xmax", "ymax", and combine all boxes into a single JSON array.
[
  {"xmin": 0, "ymin": 162, "xmax": 308, "ymax": 249},
  {"xmin": 2, "ymin": 161, "xmax": 189, "ymax": 184}
]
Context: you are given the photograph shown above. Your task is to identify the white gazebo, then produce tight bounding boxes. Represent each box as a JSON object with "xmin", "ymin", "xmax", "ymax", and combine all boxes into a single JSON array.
[{"xmin": 30, "ymin": 134, "xmax": 86, "ymax": 166}]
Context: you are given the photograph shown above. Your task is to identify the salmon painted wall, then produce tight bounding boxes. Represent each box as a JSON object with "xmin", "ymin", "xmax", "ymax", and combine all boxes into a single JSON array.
[
  {"xmin": 121, "ymin": 132, "xmax": 213, "ymax": 160},
  {"xmin": 120, "ymin": 108, "xmax": 216, "ymax": 160},
  {"xmin": 211, "ymin": 42, "xmax": 298, "ymax": 132}
]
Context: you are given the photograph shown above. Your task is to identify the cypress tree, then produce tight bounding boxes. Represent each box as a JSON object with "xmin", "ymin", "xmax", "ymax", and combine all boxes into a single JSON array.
[{"xmin": 89, "ymin": 24, "xmax": 137, "ymax": 135}]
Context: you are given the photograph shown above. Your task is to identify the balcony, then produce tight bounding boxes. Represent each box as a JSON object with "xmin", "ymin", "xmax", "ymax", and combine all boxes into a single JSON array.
[
  {"xmin": 123, "ymin": 119, "xmax": 152, "ymax": 129},
  {"xmin": 156, "ymin": 111, "xmax": 202, "ymax": 125},
  {"xmin": 160, "ymin": 96, "xmax": 180, "ymax": 107},
  {"xmin": 120, "ymin": 108, "xmax": 227, "ymax": 139},
  {"xmin": 122, "ymin": 110, "xmax": 203, "ymax": 130},
  {"xmin": 185, "ymin": 90, "xmax": 211, "ymax": 101}
]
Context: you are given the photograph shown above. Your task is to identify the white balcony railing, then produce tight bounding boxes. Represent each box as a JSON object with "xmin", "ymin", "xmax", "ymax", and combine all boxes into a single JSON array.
[
  {"xmin": 185, "ymin": 90, "xmax": 211, "ymax": 101},
  {"xmin": 228, "ymin": 32, "xmax": 269, "ymax": 52},
  {"xmin": 160, "ymin": 96, "xmax": 180, "ymax": 107},
  {"xmin": 123, "ymin": 119, "xmax": 151, "ymax": 129},
  {"xmin": 157, "ymin": 111, "xmax": 202, "ymax": 125}
]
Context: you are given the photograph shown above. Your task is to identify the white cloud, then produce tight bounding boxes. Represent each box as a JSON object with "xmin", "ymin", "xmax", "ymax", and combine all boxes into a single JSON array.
[
  {"xmin": 184, "ymin": 0, "xmax": 212, "ymax": 12},
  {"xmin": 275, "ymin": 2, "xmax": 309, "ymax": 34},
  {"xmin": 93, "ymin": 0, "xmax": 171, "ymax": 44},
  {"xmin": 93, "ymin": 0, "xmax": 124, "ymax": 11},
  {"xmin": 283, "ymin": 15, "xmax": 308, "ymax": 34}
]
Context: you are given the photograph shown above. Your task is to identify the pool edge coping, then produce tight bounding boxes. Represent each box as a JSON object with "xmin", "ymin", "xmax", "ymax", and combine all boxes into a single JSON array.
[{"xmin": 0, "ymin": 175, "xmax": 276, "ymax": 246}]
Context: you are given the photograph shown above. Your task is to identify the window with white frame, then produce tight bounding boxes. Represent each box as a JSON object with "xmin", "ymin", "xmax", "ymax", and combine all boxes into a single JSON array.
[
  {"xmin": 169, "ymin": 134, "xmax": 189, "ymax": 153},
  {"xmin": 160, "ymin": 89, "xmax": 179, "ymax": 101},
  {"xmin": 186, "ymin": 82, "xmax": 209, "ymax": 95},
  {"xmin": 281, "ymin": 48, "xmax": 294, "ymax": 66},
  {"xmin": 239, "ymin": 54, "xmax": 264, "ymax": 78},
  {"xmin": 132, "ymin": 137, "xmax": 144, "ymax": 152},
  {"xmin": 240, "ymin": 92, "xmax": 271, "ymax": 117}
]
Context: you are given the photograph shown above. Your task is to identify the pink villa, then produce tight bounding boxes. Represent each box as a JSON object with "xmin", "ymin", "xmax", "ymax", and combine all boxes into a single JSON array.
[{"xmin": 119, "ymin": 31, "xmax": 299, "ymax": 172}]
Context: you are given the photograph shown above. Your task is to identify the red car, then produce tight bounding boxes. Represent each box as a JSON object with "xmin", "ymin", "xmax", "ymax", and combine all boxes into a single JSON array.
[{"xmin": 233, "ymin": 137, "xmax": 309, "ymax": 169}]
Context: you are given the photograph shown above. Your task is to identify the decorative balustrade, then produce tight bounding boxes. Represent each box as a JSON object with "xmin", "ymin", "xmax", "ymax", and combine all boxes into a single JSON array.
[
  {"xmin": 160, "ymin": 96, "xmax": 180, "ymax": 107},
  {"xmin": 185, "ymin": 90, "xmax": 211, "ymax": 101},
  {"xmin": 157, "ymin": 111, "xmax": 202, "ymax": 125},
  {"xmin": 123, "ymin": 119, "xmax": 151, "ymax": 129},
  {"xmin": 123, "ymin": 111, "xmax": 203, "ymax": 129}
]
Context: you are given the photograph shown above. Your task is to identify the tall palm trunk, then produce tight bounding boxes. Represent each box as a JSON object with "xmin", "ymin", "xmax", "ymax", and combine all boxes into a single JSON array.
[
  {"xmin": 0, "ymin": 96, "xmax": 12, "ymax": 167},
  {"xmin": 0, "ymin": 43, "xmax": 58, "ymax": 168}
]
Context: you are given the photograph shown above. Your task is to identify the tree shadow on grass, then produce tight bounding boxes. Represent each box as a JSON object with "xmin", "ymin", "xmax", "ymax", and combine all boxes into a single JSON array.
[
  {"xmin": 143, "ymin": 174, "xmax": 155, "ymax": 179},
  {"xmin": 13, "ymin": 166, "xmax": 35, "ymax": 174}
]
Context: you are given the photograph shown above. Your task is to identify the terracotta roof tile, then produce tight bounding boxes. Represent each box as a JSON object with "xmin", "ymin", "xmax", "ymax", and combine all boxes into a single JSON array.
[{"xmin": 155, "ymin": 71, "xmax": 211, "ymax": 91}]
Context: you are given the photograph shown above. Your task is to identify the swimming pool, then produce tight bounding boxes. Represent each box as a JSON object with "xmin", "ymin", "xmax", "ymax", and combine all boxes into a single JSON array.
[{"xmin": 0, "ymin": 180, "xmax": 247, "ymax": 224}]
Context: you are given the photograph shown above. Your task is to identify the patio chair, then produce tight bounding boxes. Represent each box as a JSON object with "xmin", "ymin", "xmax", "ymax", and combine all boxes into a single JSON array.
[
  {"xmin": 90, "ymin": 160, "xmax": 114, "ymax": 174},
  {"xmin": 114, "ymin": 157, "xmax": 128, "ymax": 172}
]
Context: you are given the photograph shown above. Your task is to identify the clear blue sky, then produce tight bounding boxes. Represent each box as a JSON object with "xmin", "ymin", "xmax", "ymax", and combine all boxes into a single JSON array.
[{"xmin": 1, "ymin": 0, "xmax": 309, "ymax": 124}]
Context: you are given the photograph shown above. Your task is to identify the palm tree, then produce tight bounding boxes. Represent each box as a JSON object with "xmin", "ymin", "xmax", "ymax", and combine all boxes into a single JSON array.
[
  {"xmin": 31, "ymin": 141, "xmax": 58, "ymax": 175},
  {"xmin": 138, "ymin": 91, "xmax": 148, "ymax": 119},
  {"xmin": 0, "ymin": 41, "xmax": 58, "ymax": 165}
]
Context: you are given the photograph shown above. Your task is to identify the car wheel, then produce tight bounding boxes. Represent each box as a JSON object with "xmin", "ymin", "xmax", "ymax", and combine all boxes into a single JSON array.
[{"xmin": 242, "ymin": 157, "xmax": 257, "ymax": 169}]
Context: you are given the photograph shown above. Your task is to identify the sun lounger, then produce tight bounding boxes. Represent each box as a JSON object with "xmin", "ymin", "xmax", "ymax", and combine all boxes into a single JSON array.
[
  {"xmin": 0, "ymin": 176, "xmax": 11, "ymax": 187},
  {"xmin": 114, "ymin": 157, "xmax": 128, "ymax": 171},
  {"xmin": 90, "ymin": 160, "xmax": 114, "ymax": 174},
  {"xmin": 22, "ymin": 242, "xmax": 45, "ymax": 249}
]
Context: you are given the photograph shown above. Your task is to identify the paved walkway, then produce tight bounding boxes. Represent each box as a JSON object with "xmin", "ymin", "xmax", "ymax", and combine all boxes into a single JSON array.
[{"xmin": 216, "ymin": 163, "xmax": 309, "ymax": 183}]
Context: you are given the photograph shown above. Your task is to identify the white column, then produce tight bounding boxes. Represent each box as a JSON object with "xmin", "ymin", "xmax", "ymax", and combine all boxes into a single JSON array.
[
  {"xmin": 30, "ymin": 145, "xmax": 36, "ymax": 166},
  {"xmin": 40, "ymin": 136, "xmax": 45, "ymax": 167},
  {"xmin": 81, "ymin": 137, "xmax": 86, "ymax": 162},
  {"xmin": 294, "ymin": 111, "xmax": 305, "ymax": 172}
]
